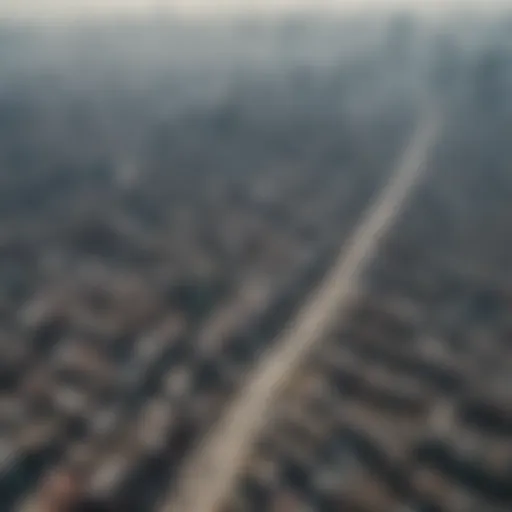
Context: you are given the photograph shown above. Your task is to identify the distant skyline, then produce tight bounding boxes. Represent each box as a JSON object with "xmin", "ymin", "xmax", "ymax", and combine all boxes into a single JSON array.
[{"xmin": 0, "ymin": 0, "xmax": 510, "ymax": 21}]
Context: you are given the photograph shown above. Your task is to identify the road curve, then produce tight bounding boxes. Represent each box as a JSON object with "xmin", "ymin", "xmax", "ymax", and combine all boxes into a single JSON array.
[{"xmin": 160, "ymin": 107, "xmax": 441, "ymax": 512}]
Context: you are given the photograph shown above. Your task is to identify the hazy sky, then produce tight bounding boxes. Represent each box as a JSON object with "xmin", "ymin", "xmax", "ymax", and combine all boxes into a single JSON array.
[{"xmin": 0, "ymin": 0, "xmax": 509, "ymax": 20}]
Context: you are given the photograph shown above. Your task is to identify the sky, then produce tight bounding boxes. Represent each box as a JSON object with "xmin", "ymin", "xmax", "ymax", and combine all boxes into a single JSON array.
[{"xmin": 0, "ymin": 0, "xmax": 509, "ymax": 20}]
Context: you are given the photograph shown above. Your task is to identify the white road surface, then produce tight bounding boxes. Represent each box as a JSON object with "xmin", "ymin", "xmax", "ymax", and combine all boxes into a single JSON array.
[{"xmin": 161, "ymin": 106, "xmax": 441, "ymax": 512}]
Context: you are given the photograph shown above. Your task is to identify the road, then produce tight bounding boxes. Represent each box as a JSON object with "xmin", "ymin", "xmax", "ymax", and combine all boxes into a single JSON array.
[{"xmin": 160, "ymin": 106, "xmax": 441, "ymax": 512}]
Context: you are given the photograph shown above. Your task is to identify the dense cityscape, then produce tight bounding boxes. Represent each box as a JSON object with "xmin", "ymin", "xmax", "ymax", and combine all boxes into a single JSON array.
[{"xmin": 0, "ymin": 9, "xmax": 511, "ymax": 512}]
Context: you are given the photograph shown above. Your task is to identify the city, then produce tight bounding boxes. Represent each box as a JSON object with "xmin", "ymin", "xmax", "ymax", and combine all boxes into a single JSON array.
[{"xmin": 0, "ymin": 8, "xmax": 511, "ymax": 512}]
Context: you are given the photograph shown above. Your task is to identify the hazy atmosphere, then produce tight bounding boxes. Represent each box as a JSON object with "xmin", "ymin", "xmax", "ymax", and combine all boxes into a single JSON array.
[
  {"xmin": 1, "ymin": 2, "xmax": 512, "ymax": 512},
  {"xmin": 1, "ymin": 0, "xmax": 511, "ymax": 19}
]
